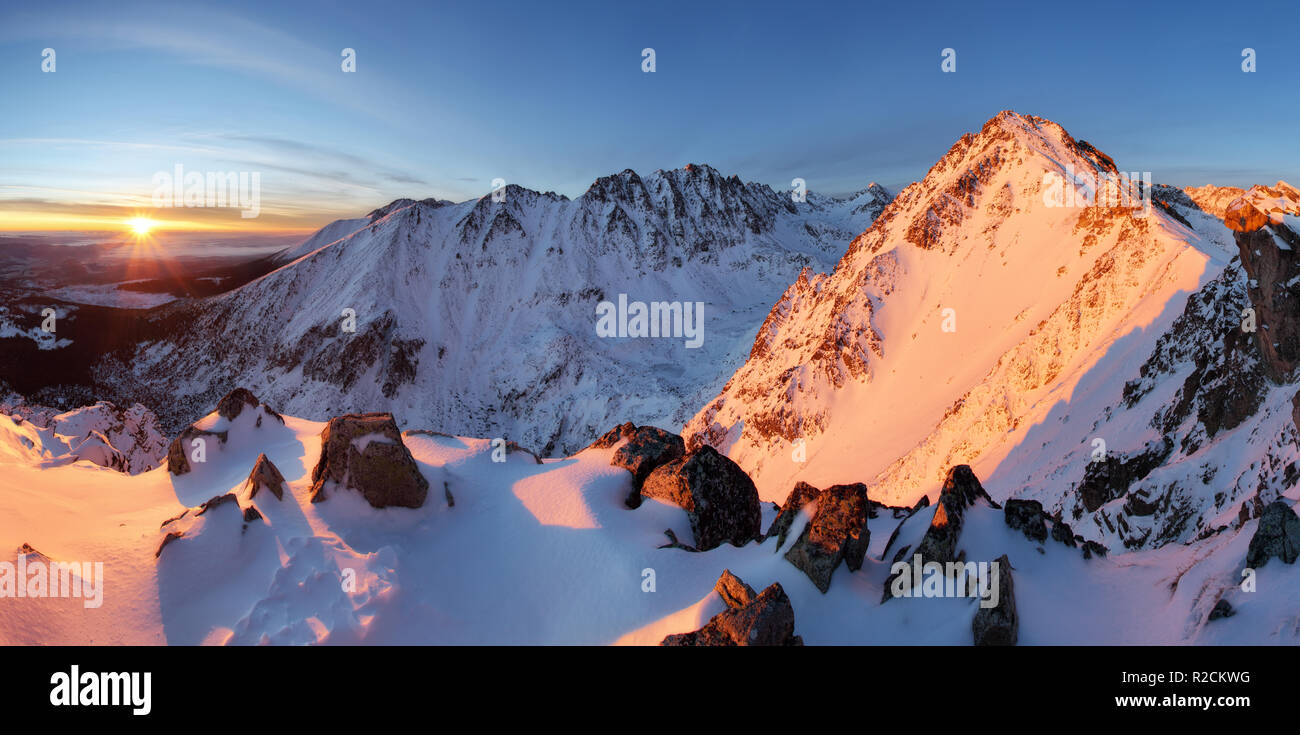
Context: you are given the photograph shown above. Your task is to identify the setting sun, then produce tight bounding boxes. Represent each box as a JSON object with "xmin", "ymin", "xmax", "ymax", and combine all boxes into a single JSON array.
[{"xmin": 126, "ymin": 217, "xmax": 157, "ymax": 236}]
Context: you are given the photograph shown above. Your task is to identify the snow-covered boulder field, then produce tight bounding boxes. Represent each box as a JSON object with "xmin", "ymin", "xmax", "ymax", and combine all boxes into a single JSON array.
[{"xmin": 2, "ymin": 388, "xmax": 1297, "ymax": 645}]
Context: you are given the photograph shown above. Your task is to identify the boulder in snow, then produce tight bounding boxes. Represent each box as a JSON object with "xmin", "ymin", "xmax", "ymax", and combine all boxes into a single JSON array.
[
  {"xmin": 308, "ymin": 413, "xmax": 429, "ymax": 509},
  {"xmin": 604, "ymin": 424, "xmax": 685, "ymax": 508},
  {"xmin": 782, "ymin": 482, "xmax": 871, "ymax": 593},
  {"xmin": 662, "ymin": 573, "xmax": 801, "ymax": 646},
  {"xmin": 972, "ymin": 554, "xmax": 1018, "ymax": 646},
  {"xmin": 764, "ymin": 481, "xmax": 821, "ymax": 548},
  {"xmin": 640, "ymin": 444, "xmax": 761, "ymax": 551},
  {"xmin": 1004, "ymin": 498, "xmax": 1047, "ymax": 543},
  {"xmin": 244, "ymin": 453, "xmax": 286, "ymax": 501},
  {"xmin": 1245, "ymin": 500, "xmax": 1300, "ymax": 568}
]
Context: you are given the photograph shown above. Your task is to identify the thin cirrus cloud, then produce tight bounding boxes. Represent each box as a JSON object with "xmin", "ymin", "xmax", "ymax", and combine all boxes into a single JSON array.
[{"xmin": 0, "ymin": 3, "xmax": 441, "ymax": 231}]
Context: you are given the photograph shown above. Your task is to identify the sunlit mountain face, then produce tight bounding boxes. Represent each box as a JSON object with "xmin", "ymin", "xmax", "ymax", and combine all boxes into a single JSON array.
[{"xmin": 2, "ymin": 0, "xmax": 1299, "ymax": 655}]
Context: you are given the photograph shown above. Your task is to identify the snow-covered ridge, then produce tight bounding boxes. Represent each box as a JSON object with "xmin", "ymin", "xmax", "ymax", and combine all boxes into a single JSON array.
[
  {"xmin": 682, "ymin": 109, "xmax": 1290, "ymax": 566},
  {"xmin": 2, "ymin": 388, "xmax": 1296, "ymax": 645},
  {"xmin": 98, "ymin": 164, "xmax": 892, "ymax": 455},
  {"xmin": 0, "ymin": 396, "xmax": 167, "ymax": 474}
]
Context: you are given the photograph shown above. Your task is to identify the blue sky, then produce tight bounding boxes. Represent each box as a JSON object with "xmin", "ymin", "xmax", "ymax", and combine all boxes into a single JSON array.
[{"xmin": 1, "ymin": 0, "xmax": 1296, "ymax": 230}]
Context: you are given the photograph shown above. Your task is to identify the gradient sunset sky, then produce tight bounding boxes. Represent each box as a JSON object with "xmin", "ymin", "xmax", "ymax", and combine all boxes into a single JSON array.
[{"xmin": 1, "ymin": 0, "xmax": 1296, "ymax": 233}]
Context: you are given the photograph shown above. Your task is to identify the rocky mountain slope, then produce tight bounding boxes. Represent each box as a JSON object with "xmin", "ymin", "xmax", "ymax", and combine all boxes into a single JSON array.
[
  {"xmin": 684, "ymin": 111, "xmax": 1297, "ymax": 560},
  {"xmin": 96, "ymin": 166, "xmax": 891, "ymax": 456}
]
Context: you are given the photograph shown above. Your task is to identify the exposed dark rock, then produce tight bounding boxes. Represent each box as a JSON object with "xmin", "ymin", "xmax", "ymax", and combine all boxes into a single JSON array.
[
  {"xmin": 1208, "ymin": 599, "xmax": 1235, "ymax": 622},
  {"xmin": 605, "ymin": 424, "xmax": 685, "ymax": 508},
  {"xmin": 242, "ymin": 505, "xmax": 263, "ymax": 523},
  {"xmin": 216, "ymin": 387, "xmax": 260, "ymax": 421},
  {"xmin": 588, "ymin": 421, "xmax": 637, "ymax": 449},
  {"xmin": 884, "ymin": 465, "xmax": 992, "ymax": 601},
  {"xmin": 911, "ymin": 495, "xmax": 931, "ymax": 513},
  {"xmin": 1004, "ymin": 498, "xmax": 1047, "ymax": 542},
  {"xmin": 1081, "ymin": 540, "xmax": 1109, "ymax": 559},
  {"xmin": 662, "ymin": 575, "xmax": 801, "ymax": 646},
  {"xmin": 1245, "ymin": 500, "xmax": 1300, "ymax": 568},
  {"xmin": 918, "ymin": 466, "xmax": 988, "ymax": 562},
  {"xmin": 155, "ymin": 531, "xmax": 184, "ymax": 558},
  {"xmin": 308, "ymin": 413, "xmax": 429, "ymax": 509},
  {"xmin": 1231, "ymin": 201, "xmax": 1300, "ymax": 381},
  {"xmin": 504, "ymin": 440, "xmax": 543, "ymax": 464},
  {"xmin": 1078, "ymin": 440, "xmax": 1171, "ymax": 513},
  {"xmin": 1051, "ymin": 519, "xmax": 1078, "ymax": 547},
  {"xmin": 764, "ymin": 481, "xmax": 822, "ymax": 548},
  {"xmin": 783, "ymin": 483, "xmax": 871, "ymax": 593},
  {"xmin": 196, "ymin": 492, "xmax": 238, "ymax": 516},
  {"xmin": 1124, "ymin": 489, "xmax": 1159, "ymax": 517},
  {"xmin": 641, "ymin": 445, "xmax": 761, "ymax": 551},
  {"xmin": 972, "ymin": 554, "xmax": 1017, "ymax": 646},
  {"xmin": 1293, "ymin": 391, "xmax": 1300, "ymax": 440},
  {"xmin": 657, "ymin": 528, "xmax": 699, "ymax": 552},
  {"xmin": 244, "ymin": 453, "xmax": 286, "ymax": 501},
  {"xmin": 714, "ymin": 569, "xmax": 756, "ymax": 609},
  {"xmin": 165, "ymin": 426, "xmax": 227, "ymax": 475}
]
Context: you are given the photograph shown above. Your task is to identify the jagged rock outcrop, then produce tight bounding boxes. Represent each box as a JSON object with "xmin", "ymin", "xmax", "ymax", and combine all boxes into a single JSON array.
[
  {"xmin": 781, "ymin": 482, "xmax": 871, "ymax": 593},
  {"xmin": 166, "ymin": 388, "xmax": 283, "ymax": 475},
  {"xmin": 640, "ymin": 445, "xmax": 761, "ymax": 551},
  {"xmin": 1245, "ymin": 500, "xmax": 1300, "ymax": 568},
  {"xmin": 1004, "ymin": 498, "xmax": 1048, "ymax": 542},
  {"xmin": 972, "ymin": 554, "xmax": 1017, "ymax": 645},
  {"xmin": 661, "ymin": 572, "xmax": 801, "ymax": 646},
  {"xmin": 884, "ymin": 465, "xmax": 993, "ymax": 600},
  {"xmin": 244, "ymin": 453, "xmax": 286, "ymax": 501},
  {"xmin": 217, "ymin": 387, "xmax": 260, "ymax": 421},
  {"xmin": 1208, "ymin": 599, "xmax": 1235, "ymax": 621},
  {"xmin": 308, "ymin": 412, "xmax": 429, "ymax": 509},
  {"xmin": 916, "ymin": 465, "xmax": 993, "ymax": 562},
  {"xmin": 591, "ymin": 422, "xmax": 685, "ymax": 507},
  {"xmin": 156, "ymin": 492, "xmax": 266, "ymax": 558},
  {"xmin": 764, "ymin": 481, "xmax": 822, "ymax": 548},
  {"xmin": 714, "ymin": 569, "xmax": 757, "ymax": 609},
  {"xmin": 1076, "ymin": 440, "xmax": 1172, "ymax": 513},
  {"xmin": 0, "ymin": 397, "xmax": 169, "ymax": 474},
  {"xmin": 166, "ymin": 425, "xmax": 227, "ymax": 475},
  {"xmin": 1228, "ymin": 185, "xmax": 1300, "ymax": 382}
]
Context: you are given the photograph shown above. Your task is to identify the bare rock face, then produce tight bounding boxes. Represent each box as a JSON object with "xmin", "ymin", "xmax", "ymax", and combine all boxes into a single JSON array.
[
  {"xmin": 217, "ymin": 387, "xmax": 260, "ymax": 421},
  {"xmin": 764, "ymin": 481, "xmax": 822, "ymax": 548},
  {"xmin": 245, "ymin": 453, "xmax": 286, "ymax": 501},
  {"xmin": 1004, "ymin": 498, "xmax": 1048, "ymax": 542},
  {"xmin": 662, "ymin": 572, "xmax": 801, "ymax": 646},
  {"xmin": 308, "ymin": 413, "xmax": 429, "ymax": 509},
  {"xmin": 595, "ymin": 423, "xmax": 685, "ymax": 508},
  {"xmin": 166, "ymin": 388, "xmax": 283, "ymax": 475},
  {"xmin": 587, "ymin": 422, "xmax": 638, "ymax": 449},
  {"xmin": 714, "ymin": 569, "xmax": 757, "ymax": 608},
  {"xmin": 1228, "ymin": 187, "xmax": 1300, "ymax": 381},
  {"xmin": 640, "ymin": 444, "xmax": 761, "ymax": 551},
  {"xmin": 166, "ymin": 426, "xmax": 227, "ymax": 475},
  {"xmin": 972, "ymin": 554, "xmax": 1018, "ymax": 646},
  {"xmin": 782, "ymin": 483, "xmax": 871, "ymax": 593},
  {"xmin": 1246, "ymin": 500, "xmax": 1300, "ymax": 569},
  {"xmin": 884, "ymin": 465, "xmax": 993, "ymax": 601}
]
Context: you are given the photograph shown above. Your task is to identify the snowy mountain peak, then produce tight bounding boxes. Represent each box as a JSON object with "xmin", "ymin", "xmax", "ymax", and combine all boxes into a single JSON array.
[{"xmin": 684, "ymin": 111, "xmax": 1231, "ymax": 516}]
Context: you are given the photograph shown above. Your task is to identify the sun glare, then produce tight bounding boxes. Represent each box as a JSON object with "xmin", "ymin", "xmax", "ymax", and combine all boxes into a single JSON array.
[{"xmin": 126, "ymin": 217, "xmax": 157, "ymax": 236}]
